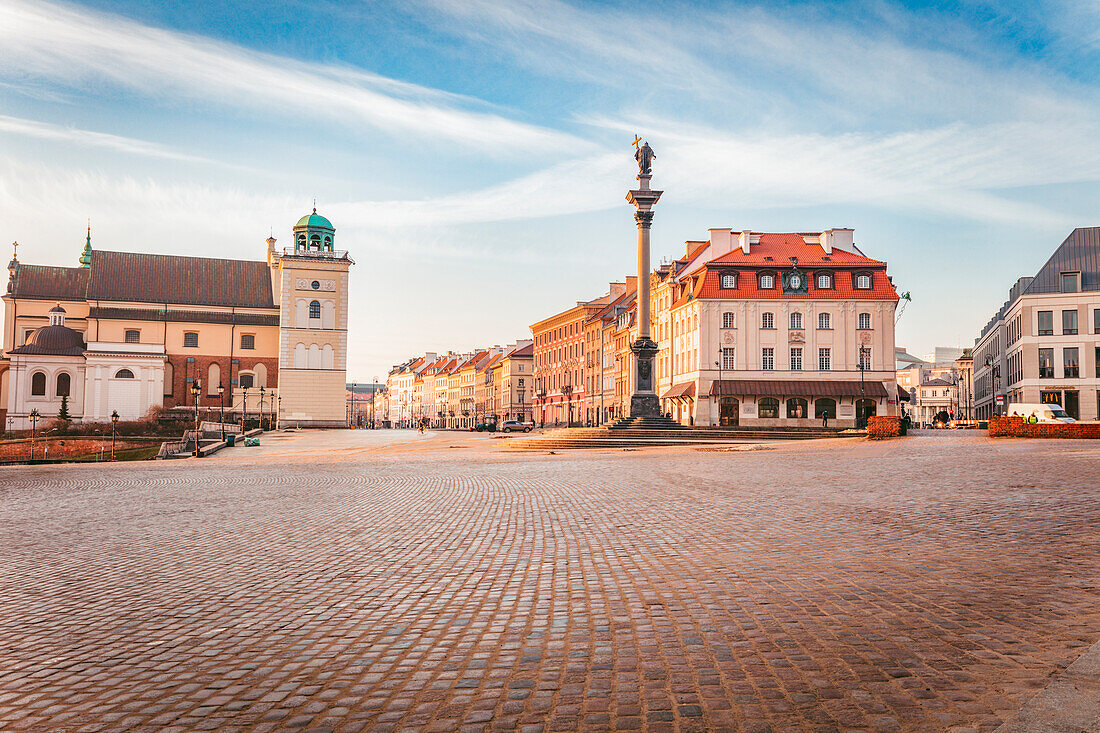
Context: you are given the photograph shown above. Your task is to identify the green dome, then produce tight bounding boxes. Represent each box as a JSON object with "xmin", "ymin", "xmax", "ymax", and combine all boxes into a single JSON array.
[{"xmin": 295, "ymin": 208, "xmax": 334, "ymax": 230}]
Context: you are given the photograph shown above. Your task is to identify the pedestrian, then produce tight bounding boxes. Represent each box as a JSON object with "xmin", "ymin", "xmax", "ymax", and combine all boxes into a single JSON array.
[{"xmin": 821, "ymin": 410, "xmax": 829, "ymax": 428}]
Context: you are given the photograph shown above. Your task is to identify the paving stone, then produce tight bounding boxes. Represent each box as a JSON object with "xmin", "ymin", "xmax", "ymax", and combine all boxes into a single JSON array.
[{"xmin": 0, "ymin": 431, "xmax": 1097, "ymax": 732}]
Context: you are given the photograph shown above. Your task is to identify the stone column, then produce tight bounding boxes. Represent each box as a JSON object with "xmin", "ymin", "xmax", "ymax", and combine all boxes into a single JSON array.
[{"xmin": 626, "ymin": 169, "xmax": 662, "ymax": 418}]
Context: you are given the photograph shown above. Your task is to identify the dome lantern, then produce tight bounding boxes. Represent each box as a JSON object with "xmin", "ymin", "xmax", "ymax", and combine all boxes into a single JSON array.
[{"xmin": 292, "ymin": 204, "xmax": 336, "ymax": 253}]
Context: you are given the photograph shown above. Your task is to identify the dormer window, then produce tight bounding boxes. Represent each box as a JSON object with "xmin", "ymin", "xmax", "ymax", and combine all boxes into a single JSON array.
[
  {"xmin": 759, "ymin": 273, "xmax": 775, "ymax": 289},
  {"xmin": 1061, "ymin": 272, "xmax": 1080, "ymax": 293},
  {"xmin": 816, "ymin": 272, "xmax": 833, "ymax": 289},
  {"xmin": 854, "ymin": 272, "xmax": 873, "ymax": 289},
  {"xmin": 720, "ymin": 273, "xmax": 737, "ymax": 289}
]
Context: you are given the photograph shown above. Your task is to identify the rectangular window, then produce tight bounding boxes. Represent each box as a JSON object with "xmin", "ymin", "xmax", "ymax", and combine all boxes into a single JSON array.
[
  {"xmin": 241, "ymin": 334, "xmax": 256, "ymax": 350},
  {"xmin": 1064, "ymin": 347, "xmax": 1079, "ymax": 378},
  {"xmin": 1095, "ymin": 309, "xmax": 1100, "ymax": 334},
  {"xmin": 183, "ymin": 332, "xmax": 198, "ymax": 348},
  {"xmin": 789, "ymin": 312, "xmax": 802, "ymax": 330},
  {"xmin": 125, "ymin": 329, "xmax": 140, "ymax": 343},
  {"xmin": 818, "ymin": 312, "xmax": 831, "ymax": 329},
  {"xmin": 790, "ymin": 347, "xmax": 802, "ymax": 371},
  {"xmin": 1037, "ymin": 310, "xmax": 1053, "ymax": 335},
  {"xmin": 1061, "ymin": 272, "xmax": 1079, "ymax": 293},
  {"xmin": 1039, "ymin": 348, "xmax": 1054, "ymax": 378},
  {"xmin": 721, "ymin": 312, "xmax": 735, "ymax": 328},
  {"xmin": 761, "ymin": 312, "xmax": 774, "ymax": 329},
  {"xmin": 858, "ymin": 348, "xmax": 871, "ymax": 371},
  {"xmin": 721, "ymin": 347, "xmax": 735, "ymax": 370},
  {"xmin": 857, "ymin": 312, "xmax": 871, "ymax": 330},
  {"xmin": 761, "ymin": 347, "xmax": 774, "ymax": 371},
  {"xmin": 1062, "ymin": 309, "xmax": 1078, "ymax": 335},
  {"xmin": 818, "ymin": 348, "xmax": 831, "ymax": 371},
  {"xmin": 1096, "ymin": 347, "xmax": 1100, "ymax": 378}
]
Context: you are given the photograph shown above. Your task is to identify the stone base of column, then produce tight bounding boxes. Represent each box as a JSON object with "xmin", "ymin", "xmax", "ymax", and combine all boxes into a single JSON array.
[{"xmin": 629, "ymin": 393, "xmax": 662, "ymax": 418}]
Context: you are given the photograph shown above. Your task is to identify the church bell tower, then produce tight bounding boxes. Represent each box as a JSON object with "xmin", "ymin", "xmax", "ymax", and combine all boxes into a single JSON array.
[{"xmin": 272, "ymin": 207, "xmax": 353, "ymax": 427}]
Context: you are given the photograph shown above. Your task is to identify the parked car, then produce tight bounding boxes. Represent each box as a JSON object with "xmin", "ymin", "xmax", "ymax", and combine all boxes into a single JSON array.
[
  {"xmin": 499, "ymin": 420, "xmax": 533, "ymax": 433},
  {"xmin": 1006, "ymin": 403, "xmax": 1075, "ymax": 423}
]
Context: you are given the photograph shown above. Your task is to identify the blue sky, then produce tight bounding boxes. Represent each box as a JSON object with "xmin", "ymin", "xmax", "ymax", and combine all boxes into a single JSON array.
[{"xmin": 1, "ymin": 0, "xmax": 1099, "ymax": 379}]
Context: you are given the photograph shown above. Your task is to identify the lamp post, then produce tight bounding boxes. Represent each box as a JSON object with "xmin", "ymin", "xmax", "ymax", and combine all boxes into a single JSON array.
[
  {"xmin": 190, "ymin": 379, "xmax": 201, "ymax": 457},
  {"xmin": 858, "ymin": 346, "xmax": 867, "ymax": 428},
  {"xmin": 562, "ymin": 384, "xmax": 573, "ymax": 427},
  {"xmin": 984, "ymin": 355, "xmax": 1000, "ymax": 417},
  {"xmin": 371, "ymin": 376, "xmax": 378, "ymax": 429},
  {"xmin": 110, "ymin": 410, "xmax": 119, "ymax": 460},
  {"xmin": 536, "ymin": 382, "xmax": 546, "ymax": 428},
  {"xmin": 217, "ymin": 383, "xmax": 226, "ymax": 441},
  {"xmin": 241, "ymin": 387, "xmax": 248, "ymax": 432},
  {"xmin": 259, "ymin": 386, "xmax": 266, "ymax": 431},
  {"xmin": 28, "ymin": 408, "xmax": 40, "ymax": 461}
]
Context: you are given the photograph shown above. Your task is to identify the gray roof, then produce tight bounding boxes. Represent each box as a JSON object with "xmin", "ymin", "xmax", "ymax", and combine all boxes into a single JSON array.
[{"xmin": 1023, "ymin": 227, "xmax": 1100, "ymax": 295}]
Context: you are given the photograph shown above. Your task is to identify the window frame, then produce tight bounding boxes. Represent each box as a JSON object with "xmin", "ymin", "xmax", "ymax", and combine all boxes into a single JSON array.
[
  {"xmin": 857, "ymin": 312, "xmax": 872, "ymax": 330},
  {"xmin": 1064, "ymin": 347, "xmax": 1080, "ymax": 378},
  {"xmin": 761, "ymin": 347, "xmax": 775, "ymax": 371},
  {"xmin": 1037, "ymin": 310, "xmax": 1053, "ymax": 336},
  {"xmin": 309, "ymin": 300, "xmax": 322, "ymax": 320},
  {"xmin": 761, "ymin": 312, "xmax": 775, "ymax": 330},
  {"xmin": 786, "ymin": 397, "xmax": 808, "ymax": 419},
  {"xmin": 758, "ymin": 396, "xmax": 780, "ymax": 418},
  {"xmin": 814, "ymin": 272, "xmax": 834, "ymax": 290},
  {"xmin": 721, "ymin": 347, "xmax": 735, "ymax": 370},
  {"xmin": 183, "ymin": 331, "xmax": 199, "ymax": 348},
  {"xmin": 818, "ymin": 347, "xmax": 832, "ymax": 371},
  {"xmin": 721, "ymin": 312, "xmax": 735, "ymax": 329},
  {"xmin": 240, "ymin": 333, "xmax": 256, "ymax": 350},
  {"xmin": 817, "ymin": 312, "xmax": 832, "ymax": 330},
  {"xmin": 720, "ymin": 272, "xmax": 737, "ymax": 290},
  {"xmin": 56, "ymin": 372, "xmax": 71, "ymax": 397},
  {"xmin": 790, "ymin": 347, "xmax": 803, "ymax": 371},
  {"xmin": 1060, "ymin": 271, "xmax": 1080, "ymax": 293},
  {"xmin": 853, "ymin": 271, "xmax": 873, "ymax": 290},
  {"xmin": 1038, "ymin": 348, "xmax": 1055, "ymax": 379},
  {"xmin": 789, "ymin": 312, "xmax": 803, "ymax": 330},
  {"xmin": 124, "ymin": 329, "xmax": 140, "ymax": 344},
  {"xmin": 30, "ymin": 371, "xmax": 47, "ymax": 396},
  {"xmin": 1062, "ymin": 309, "xmax": 1078, "ymax": 336},
  {"xmin": 757, "ymin": 271, "xmax": 777, "ymax": 290}
]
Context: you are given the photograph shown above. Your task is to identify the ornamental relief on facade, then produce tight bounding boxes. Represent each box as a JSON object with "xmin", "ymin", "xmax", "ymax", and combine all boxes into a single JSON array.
[
  {"xmin": 294, "ymin": 278, "xmax": 337, "ymax": 292},
  {"xmin": 858, "ymin": 330, "xmax": 873, "ymax": 346},
  {"xmin": 788, "ymin": 331, "xmax": 805, "ymax": 344},
  {"xmin": 721, "ymin": 330, "xmax": 736, "ymax": 345}
]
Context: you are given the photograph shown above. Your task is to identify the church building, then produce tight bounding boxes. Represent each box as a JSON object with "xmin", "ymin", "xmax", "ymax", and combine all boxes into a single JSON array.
[{"xmin": 1, "ymin": 209, "xmax": 353, "ymax": 429}]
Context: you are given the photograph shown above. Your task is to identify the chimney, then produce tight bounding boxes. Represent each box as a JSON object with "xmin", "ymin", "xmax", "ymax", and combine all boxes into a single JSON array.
[
  {"xmin": 822, "ymin": 228, "xmax": 853, "ymax": 254},
  {"xmin": 739, "ymin": 230, "xmax": 752, "ymax": 255},
  {"xmin": 706, "ymin": 229, "xmax": 733, "ymax": 259}
]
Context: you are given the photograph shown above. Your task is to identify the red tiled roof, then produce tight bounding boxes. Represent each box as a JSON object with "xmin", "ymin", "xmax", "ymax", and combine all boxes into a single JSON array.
[
  {"xmin": 704, "ymin": 233, "xmax": 885, "ymax": 268},
  {"xmin": 86, "ymin": 250, "xmax": 275, "ymax": 308},
  {"xmin": 509, "ymin": 343, "xmax": 533, "ymax": 357},
  {"xmin": 9, "ymin": 264, "xmax": 88, "ymax": 301},
  {"xmin": 694, "ymin": 268, "xmax": 897, "ymax": 301}
]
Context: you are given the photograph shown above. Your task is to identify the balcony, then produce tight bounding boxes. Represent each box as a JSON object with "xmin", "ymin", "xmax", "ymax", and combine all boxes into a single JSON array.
[{"xmin": 281, "ymin": 247, "xmax": 352, "ymax": 261}]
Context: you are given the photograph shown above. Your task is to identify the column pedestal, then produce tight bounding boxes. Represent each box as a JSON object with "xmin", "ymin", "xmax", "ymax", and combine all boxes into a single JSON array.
[{"xmin": 629, "ymin": 337, "xmax": 660, "ymax": 417}]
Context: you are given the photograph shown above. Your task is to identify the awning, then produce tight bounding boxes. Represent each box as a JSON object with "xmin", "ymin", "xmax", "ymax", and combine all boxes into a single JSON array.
[
  {"xmin": 897, "ymin": 385, "xmax": 910, "ymax": 402},
  {"xmin": 709, "ymin": 379, "xmax": 889, "ymax": 398},
  {"xmin": 661, "ymin": 382, "xmax": 696, "ymax": 400}
]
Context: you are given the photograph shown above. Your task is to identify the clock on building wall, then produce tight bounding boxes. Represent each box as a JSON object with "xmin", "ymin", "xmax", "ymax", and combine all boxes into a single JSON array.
[{"xmin": 783, "ymin": 268, "xmax": 807, "ymax": 294}]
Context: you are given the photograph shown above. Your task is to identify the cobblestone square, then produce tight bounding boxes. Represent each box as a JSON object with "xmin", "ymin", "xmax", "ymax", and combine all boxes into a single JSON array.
[{"xmin": 1, "ymin": 432, "xmax": 1098, "ymax": 732}]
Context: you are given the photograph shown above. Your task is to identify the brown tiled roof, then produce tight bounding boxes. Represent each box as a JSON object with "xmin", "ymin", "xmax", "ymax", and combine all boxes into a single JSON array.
[
  {"xmin": 88, "ymin": 306, "xmax": 278, "ymax": 326},
  {"xmin": 9, "ymin": 264, "xmax": 89, "ymax": 301},
  {"xmin": 86, "ymin": 250, "xmax": 275, "ymax": 308},
  {"xmin": 710, "ymin": 379, "xmax": 889, "ymax": 398}
]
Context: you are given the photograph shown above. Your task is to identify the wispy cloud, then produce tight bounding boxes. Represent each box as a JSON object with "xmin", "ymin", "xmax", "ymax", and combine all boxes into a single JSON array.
[
  {"xmin": 0, "ymin": 114, "xmax": 214, "ymax": 164},
  {"xmin": 0, "ymin": 0, "xmax": 582, "ymax": 154}
]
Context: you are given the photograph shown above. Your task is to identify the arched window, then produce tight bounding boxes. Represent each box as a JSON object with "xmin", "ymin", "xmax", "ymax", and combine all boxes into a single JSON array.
[
  {"xmin": 818, "ymin": 312, "xmax": 831, "ymax": 330},
  {"xmin": 208, "ymin": 362, "xmax": 220, "ymax": 394},
  {"xmin": 789, "ymin": 312, "xmax": 803, "ymax": 330},
  {"xmin": 759, "ymin": 397, "xmax": 780, "ymax": 418},
  {"xmin": 309, "ymin": 234, "xmax": 321, "ymax": 251},
  {"xmin": 814, "ymin": 398, "xmax": 836, "ymax": 419},
  {"xmin": 31, "ymin": 372, "xmax": 47, "ymax": 396},
  {"xmin": 786, "ymin": 397, "xmax": 808, "ymax": 419},
  {"xmin": 115, "ymin": 369, "xmax": 135, "ymax": 379},
  {"xmin": 858, "ymin": 312, "xmax": 872, "ymax": 330},
  {"xmin": 759, "ymin": 273, "xmax": 775, "ymax": 289},
  {"xmin": 323, "ymin": 235, "xmax": 332, "ymax": 251},
  {"xmin": 164, "ymin": 361, "xmax": 174, "ymax": 397},
  {"xmin": 239, "ymin": 372, "xmax": 255, "ymax": 389},
  {"xmin": 721, "ymin": 312, "xmax": 735, "ymax": 328},
  {"xmin": 254, "ymin": 362, "xmax": 267, "ymax": 388},
  {"xmin": 309, "ymin": 300, "xmax": 321, "ymax": 319},
  {"xmin": 720, "ymin": 273, "xmax": 736, "ymax": 289},
  {"xmin": 56, "ymin": 372, "xmax": 71, "ymax": 397},
  {"xmin": 296, "ymin": 234, "xmax": 306, "ymax": 250},
  {"xmin": 816, "ymin": 273, "xmax": 833, "ymax": 289},
  {"xmin": 761, "ymin": 312, "xmax": 775, "ymax": 329}
]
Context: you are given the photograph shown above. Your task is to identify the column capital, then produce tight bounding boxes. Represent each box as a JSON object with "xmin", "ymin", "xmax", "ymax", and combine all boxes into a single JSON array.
[{"xmin": 635, "ymin": 211, "xmax": 654, "ymax": 228}]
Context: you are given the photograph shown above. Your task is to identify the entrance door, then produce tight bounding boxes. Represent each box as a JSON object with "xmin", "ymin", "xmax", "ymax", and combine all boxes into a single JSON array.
[
  {"xmin": 856, "ymin": 398, "xmax": 876, "ymax": 428},
  {"xmin": 719, "ymin": 397, "xmax": 739, "ymax": 427},
  {"xmin": 1064, "ymin": 390, "xmax": 1080, "ymax": 420}
]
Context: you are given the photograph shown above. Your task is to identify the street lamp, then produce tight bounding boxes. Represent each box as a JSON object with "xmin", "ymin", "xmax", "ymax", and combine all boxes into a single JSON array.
[
  {"xmin": 984, "ymin": 355, "xmax": 1000, "ymax": 417},
  {"xmin": 259, "ymin": 386, "xmax": 266, "ymax": 431},
  {"xmin": 110, "ymin": 410, "xmax": 119, "ymax": 460},
  {"xmin": 561, "ymin": 384, "xmax": 573, "ymax": 427},
  {"xmin": 858, "ymin": 346, "xmax": 867, "ymax": 428},
  {"xmin": 190, "ymin": 379, "xmax": 201, "ymax": 457},
  {"xmin": 241, "ymin": 387, "xmax": 248, "ymax": 432},
  {"xmin": 217, "ymin": 383, "xmax": 226, "ymax": 441},
  {"xmin": 28, "ymin": 408, "xmax": 40, "ymax": 461}
]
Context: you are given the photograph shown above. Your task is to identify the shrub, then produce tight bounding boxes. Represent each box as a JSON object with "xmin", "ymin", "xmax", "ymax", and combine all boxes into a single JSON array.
[{"xmin": 988, "ymin": 415, "xmax": 1100, "ymax": 439}]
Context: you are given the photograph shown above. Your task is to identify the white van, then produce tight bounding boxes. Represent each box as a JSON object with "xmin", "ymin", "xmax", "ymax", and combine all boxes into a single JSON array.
[{"xmin": 1006, "ymin": 403, "xmax": 1075, "ymax": 423}]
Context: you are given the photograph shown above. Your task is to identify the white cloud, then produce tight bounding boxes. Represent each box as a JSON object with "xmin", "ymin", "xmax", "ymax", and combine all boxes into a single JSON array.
[
  {"xmin": 0, "ymin": 114, "xmax": 213, "ymax": 164},
  {"xmin": 0, "ymin": 0, "xmax": 582, "ymax": 154}
]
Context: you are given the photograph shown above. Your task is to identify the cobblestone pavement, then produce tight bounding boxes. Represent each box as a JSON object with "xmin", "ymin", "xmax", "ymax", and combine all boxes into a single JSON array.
[{"xmin": 1, "ymin": 432, "xmax": 1098, "ymax": 732}]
